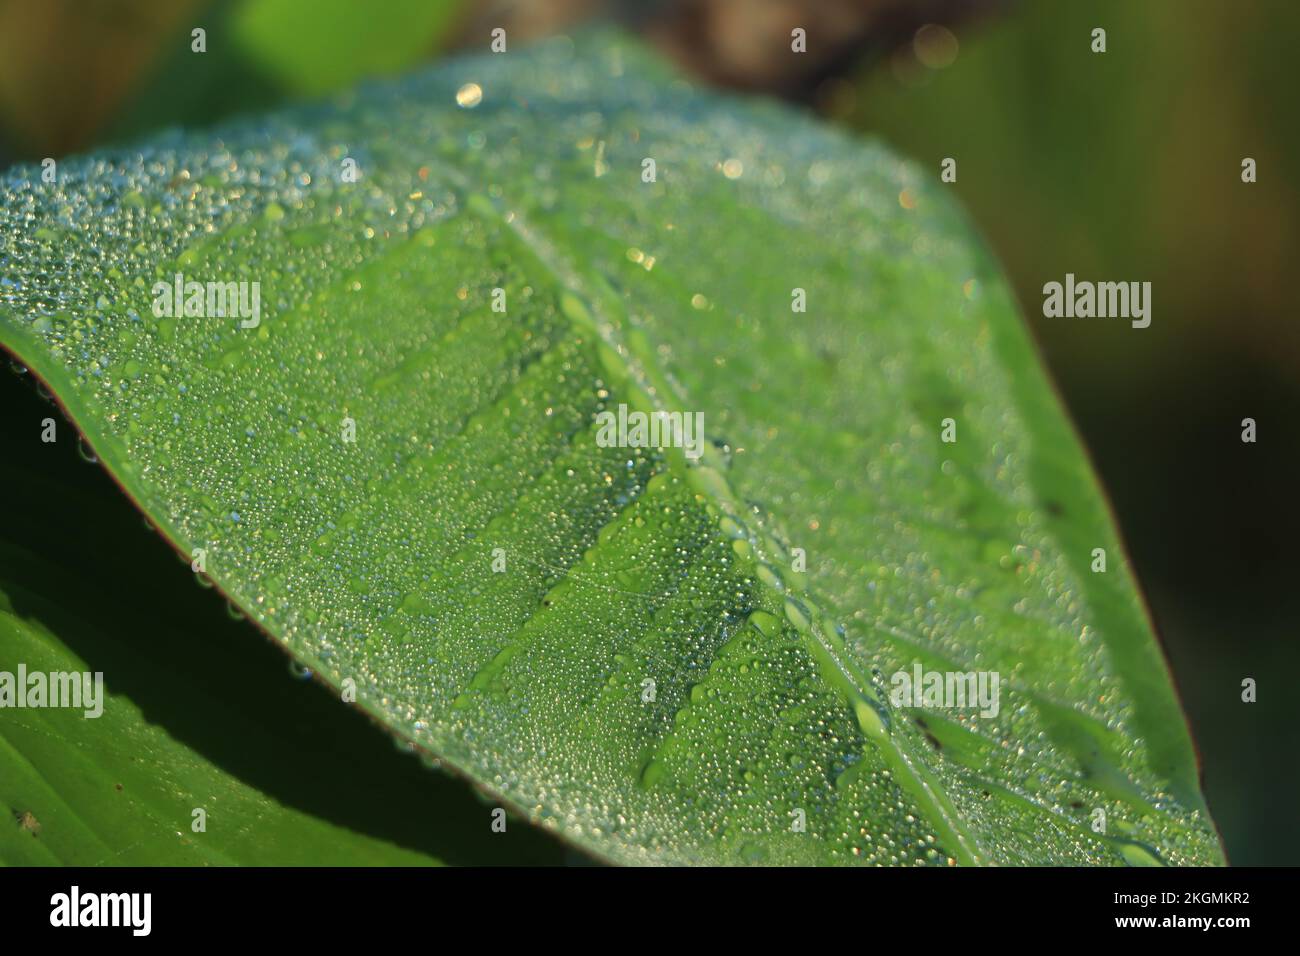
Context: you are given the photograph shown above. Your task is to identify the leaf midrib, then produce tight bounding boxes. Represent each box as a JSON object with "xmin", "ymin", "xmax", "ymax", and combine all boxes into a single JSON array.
[{"xmin": 444, "ymin": 164, "xmax": 990, "ymax": 865}]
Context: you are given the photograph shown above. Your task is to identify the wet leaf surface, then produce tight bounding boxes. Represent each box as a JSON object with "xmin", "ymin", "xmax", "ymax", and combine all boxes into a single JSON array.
[{"xmin": 0, "ymin": 32, "xmax": 1222, "ymax": 865}]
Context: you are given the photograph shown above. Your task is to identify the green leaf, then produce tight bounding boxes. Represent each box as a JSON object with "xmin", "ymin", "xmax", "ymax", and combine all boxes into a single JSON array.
[
  {"xmin": 0, "ymin": 375, "xmax": 569, "ymax": 865},
  {"xmin": 229, "ymin": 0, "xmax": 463, "ymax": 96},
  {"xmin": 0, "ymin": 32, "xmax": 1222, "ymax": 866},
  {"xmin": 0, "ymin": 567, "xmax": 434, "ymax": 865},
  {"xmin": 110, "ymin": 0, "xmax": 462, "ymax": 143}
]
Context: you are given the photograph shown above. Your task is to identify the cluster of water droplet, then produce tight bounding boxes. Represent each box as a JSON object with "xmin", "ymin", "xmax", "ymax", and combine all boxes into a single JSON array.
[{"xmin": 0, "ymin": 31, "xmax": 1220, "ymax": 865}]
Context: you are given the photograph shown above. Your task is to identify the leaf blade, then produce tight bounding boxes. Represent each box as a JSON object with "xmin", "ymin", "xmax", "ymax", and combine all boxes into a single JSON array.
[
  {"xmin": 0, "ymin": 376, "xmax": 571, "ymax": 866},
  {"xmin": 0, "ymin": 32, "xmax": 1222, "ymax": 865}
]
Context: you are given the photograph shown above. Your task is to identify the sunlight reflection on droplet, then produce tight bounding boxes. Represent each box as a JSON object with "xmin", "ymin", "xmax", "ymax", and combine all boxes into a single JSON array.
[{"xmin": 456, "ymin": 82, "xmax": 483, "ymax": 108}]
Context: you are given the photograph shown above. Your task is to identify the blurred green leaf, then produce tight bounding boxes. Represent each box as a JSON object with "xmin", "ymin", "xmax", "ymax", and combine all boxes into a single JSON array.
[
  {"xmin": 232, "ymin": 0, "xmax": 463, "ymax": 95},
  {"xmin": 111, "ymin": 0, "xmax": 462, "ymax": 141}
]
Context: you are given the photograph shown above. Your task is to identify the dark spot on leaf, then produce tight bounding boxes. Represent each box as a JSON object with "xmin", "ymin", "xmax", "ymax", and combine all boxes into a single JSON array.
[{"xmin": 913, "ymin": 716, "xmax": 941, "ymax": 750}]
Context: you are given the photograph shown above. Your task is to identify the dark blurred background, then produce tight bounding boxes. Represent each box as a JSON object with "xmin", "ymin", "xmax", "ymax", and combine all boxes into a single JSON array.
[{"xmin": 1, "ymin": 0, "xmax": 1295, "ymax": 864}]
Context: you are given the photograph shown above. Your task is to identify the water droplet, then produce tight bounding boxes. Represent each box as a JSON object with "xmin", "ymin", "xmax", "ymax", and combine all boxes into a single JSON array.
[
  {"xmin": 783, "ymin": 597, "xmax": 811, "ymax": 632},
  {"xmin": 1116, "ymin": 839, "xmax": 1165, "ymax": 867},
  {"xmin": 288, "ymin": 661, "xmax": 313, "ymax": 681},
  {"xmin": 456, "ymin": 82, "xmax": 483, "ymax": 108}
]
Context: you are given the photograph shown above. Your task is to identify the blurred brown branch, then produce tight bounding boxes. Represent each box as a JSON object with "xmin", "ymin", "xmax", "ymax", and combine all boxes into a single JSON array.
[{"xmin": 453, "ymin": 0, "xmax": 1011, "ymax": 101}]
